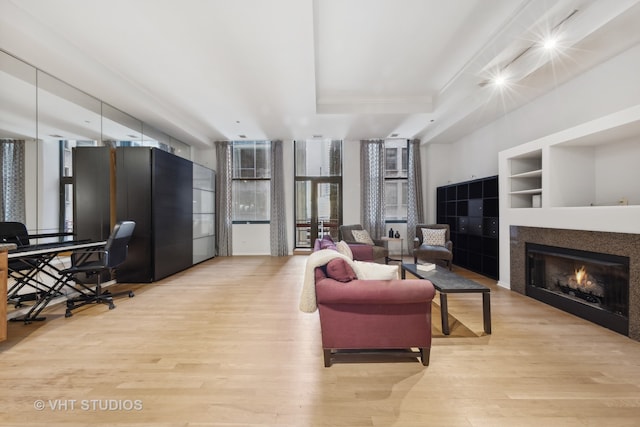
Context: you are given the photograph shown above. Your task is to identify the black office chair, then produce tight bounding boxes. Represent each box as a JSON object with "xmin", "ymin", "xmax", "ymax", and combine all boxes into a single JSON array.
[
  {"xmin": 0, "ymin": 221, "xmax": 49, "ymax": 307},
  {"xmin": 62, "ymin": 220, "xmax": 136, "ymax": 317}
]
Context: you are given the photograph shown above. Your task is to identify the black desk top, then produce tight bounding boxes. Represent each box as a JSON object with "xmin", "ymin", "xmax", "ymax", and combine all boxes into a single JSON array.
[{"xmin": 8, "ymin": 240, "xmax": 106, "ymax": 258}]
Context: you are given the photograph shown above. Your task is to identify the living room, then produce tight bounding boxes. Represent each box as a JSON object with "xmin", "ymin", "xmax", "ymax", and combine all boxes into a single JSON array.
[{"xmin": 2, "ymin": 1, "xmax": 640, "ymax": 425}]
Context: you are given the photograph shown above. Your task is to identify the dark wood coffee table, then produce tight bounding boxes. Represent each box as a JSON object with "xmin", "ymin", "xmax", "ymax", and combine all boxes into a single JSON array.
[{"xmin": 401, "ymin": 263, "xmax": 491, "ymax": 335}]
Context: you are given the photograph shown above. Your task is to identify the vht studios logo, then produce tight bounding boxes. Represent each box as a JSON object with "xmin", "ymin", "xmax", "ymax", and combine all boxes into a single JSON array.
[{"xmin": 34, "ymin": 399, "xmax": 143, "ymax": 411}]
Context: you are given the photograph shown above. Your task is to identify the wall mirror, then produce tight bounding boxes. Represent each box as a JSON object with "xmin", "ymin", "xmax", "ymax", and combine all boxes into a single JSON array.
[{"xmin": 0, "ymin": 50, "xmax": 191, "ymax": 240}]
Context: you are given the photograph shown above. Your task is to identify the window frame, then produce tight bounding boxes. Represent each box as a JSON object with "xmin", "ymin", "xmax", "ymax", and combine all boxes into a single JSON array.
[
  {"xmin": 384, "ymin": 139, "xmax": 409, "ymax": 223},
  {"xmin": 231, "ymin": 140, "xmax": 272, "ymax": 224}
]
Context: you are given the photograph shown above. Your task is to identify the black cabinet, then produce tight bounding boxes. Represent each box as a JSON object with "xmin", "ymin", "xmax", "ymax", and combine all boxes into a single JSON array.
[
  {"xmin": 115, "ymin": 147, "xmax": 193, "ymax": 282},
  {"xmin": 73, "ymin": 147, "xmax": 112, "ymax": 241},
  {"xmin": 437, "ymin": 175, "xmax": 499, "ymax": 279}
]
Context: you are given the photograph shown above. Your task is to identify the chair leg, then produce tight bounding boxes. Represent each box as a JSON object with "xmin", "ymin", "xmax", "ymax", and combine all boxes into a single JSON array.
[
  {"xmin": 420, "ymin": 348, "xmax": 430, "ymax": 366},
  {"xmin": 323, "ymin": 349, "xmax": 332, "ymax": 367},
  {"xmin": 65, "ymin": 274, "xmax": 134, "ymax": 317}
]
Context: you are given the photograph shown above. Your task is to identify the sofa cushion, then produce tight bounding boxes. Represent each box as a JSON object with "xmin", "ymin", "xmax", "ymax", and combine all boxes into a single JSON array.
[
  {"xmin": 422, "ymin": 228, "xmax": 446, "ymax": 246},
  {"xmin": 351, "ymin": 229, "xmax": 375, "ymax": 245},
  {"xmin": 336, "ymin": 240, "xmax": 353, "ymax": 259},
  {"xmin": 353, "ymin": 260, "xmax": 399, "ymax": 280},
  {"xmin": 325, "ymin": 258, "xmax": 357, "ymax": 282}
]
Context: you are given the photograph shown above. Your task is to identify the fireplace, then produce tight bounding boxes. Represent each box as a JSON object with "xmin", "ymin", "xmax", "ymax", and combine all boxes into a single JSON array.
[
  {"xmin": 526, "ymin": 243, "xmax": 629, "ymax": 335},
  {"xmin": 510, "ymin": 226, "xmax": 640, "ymax": 341}
]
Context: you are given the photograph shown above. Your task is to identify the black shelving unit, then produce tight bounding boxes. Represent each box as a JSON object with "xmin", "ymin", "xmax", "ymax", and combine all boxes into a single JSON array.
[{"xmin": 437, "ymin": 175, "xmax": 499, "ymax": 279}]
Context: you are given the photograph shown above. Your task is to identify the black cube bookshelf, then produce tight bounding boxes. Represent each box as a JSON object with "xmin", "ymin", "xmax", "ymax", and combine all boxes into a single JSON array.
[{"xmin": 436, "ymin": 175, "xmax": 499, "ymax": 279}]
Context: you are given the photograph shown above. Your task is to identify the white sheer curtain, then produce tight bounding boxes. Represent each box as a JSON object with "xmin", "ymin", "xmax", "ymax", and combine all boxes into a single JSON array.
[
  {"xmin": 1, "ymin": 139, "xmax": 26, "ymax": 222},
  {"xmin": 270, "ymin": 140, "xmax": 288, "ymax": 256},
  {"xmin": 407, "ymin": 139, "xmax": 424, "ymax": 255},
  {"xmin": 215, "ymin": 141, "xmax": 233, "ymax": 256},
  {"xmin": 360, "ymin": 139, "xmax": 386, "ymax": 239}
]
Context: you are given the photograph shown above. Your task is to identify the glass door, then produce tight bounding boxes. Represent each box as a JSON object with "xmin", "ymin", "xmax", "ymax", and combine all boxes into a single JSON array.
[{"xmin": 295, "ymin": 178, "xmax": 341, "ymax": 248}]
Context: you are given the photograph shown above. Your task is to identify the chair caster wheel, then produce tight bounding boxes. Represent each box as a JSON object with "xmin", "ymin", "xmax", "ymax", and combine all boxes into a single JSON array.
[
  {"xmin": 108, "ymin": 303, "xmax": 115, "ymax": 310},
  {"xmin": 128, "ymin": 291, "xmax": 135, "ymax": 298},
  {"xmin": 65, "ymin": 310, "xmax": 72, "ymax": 318}
]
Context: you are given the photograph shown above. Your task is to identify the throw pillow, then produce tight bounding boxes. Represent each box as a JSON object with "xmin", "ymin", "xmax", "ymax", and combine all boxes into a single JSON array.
[
  {"xmin": 353, "ymin": 260, "xmax": 399, "ymax": 280},
  {"xmin": 351, "ymin": 229, "xmax": 375, "ymax": 245},
  {"xmin": 319, "ymin": 234, "xmax": 337, "ymax": 250},
  {"xmin": 422, "ymin": 228, "xmax": 446, "ymax": 246},
  {"xmin": 325, "ymin": 258, "xmax": 358, "ymax": 283},
  {"xmin": 336, "ymin": 240, "xmax": 353, "ymax": 259}
]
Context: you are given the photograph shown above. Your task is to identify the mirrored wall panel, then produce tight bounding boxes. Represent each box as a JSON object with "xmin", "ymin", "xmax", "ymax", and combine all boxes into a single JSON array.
[{"xmin": 0, "ymin": 50, "xmax": 192, "ymax": 239}]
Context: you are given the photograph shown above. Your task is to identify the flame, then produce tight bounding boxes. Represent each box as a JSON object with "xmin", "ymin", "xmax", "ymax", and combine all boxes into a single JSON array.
[{"xmin": 575, "ymin": 265, "xmax": 587, "ymax": 284}]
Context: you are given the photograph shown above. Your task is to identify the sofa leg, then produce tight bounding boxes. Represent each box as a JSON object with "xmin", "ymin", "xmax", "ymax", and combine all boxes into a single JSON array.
[
  {"xmin": 420, "ymin": 348, "xmax": 430, "ymax": 366},
  {"xmin": 323, "ymin": 349, "xmax": 332, "ymax": 367}
]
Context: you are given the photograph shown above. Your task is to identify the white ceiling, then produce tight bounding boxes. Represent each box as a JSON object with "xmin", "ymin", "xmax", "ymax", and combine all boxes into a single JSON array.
[{"xmin": 2, "ymin": 0, "xmax": 640, "ymax": 149}]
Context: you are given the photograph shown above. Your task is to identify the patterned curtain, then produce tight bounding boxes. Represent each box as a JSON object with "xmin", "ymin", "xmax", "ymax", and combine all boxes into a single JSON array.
[
  {"xmin": 215, "ymin": 141, "xmax": 233, "ymax": 256},
  {"xmin": 270, "ymin": 140, "xmax": 288, "ymax": 256},
  {"xmin": 360, "ymin": 140, "xmax": 386, "ymax": 239},
  {"xmin": 407, "ymin": 139, "xmax": 424, "ymax": 255},
  {"xmin": 1, "ymin": 139, "xmax": 26, "ymax": 222}
]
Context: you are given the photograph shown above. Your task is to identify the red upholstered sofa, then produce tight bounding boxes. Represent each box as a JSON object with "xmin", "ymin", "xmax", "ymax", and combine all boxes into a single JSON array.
[{"xmin": 313, "ymin": 259, "xmax": 436, "ymax": 367}]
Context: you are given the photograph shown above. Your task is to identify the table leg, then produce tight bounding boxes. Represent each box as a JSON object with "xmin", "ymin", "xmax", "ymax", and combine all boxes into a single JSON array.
[
  {"xmin": 482, "ymin": 292, "xmax": 492, "ymax": 334},
  {"xmin": 440, "ymin": 293, "xmax": 450, "ymax": 335}
]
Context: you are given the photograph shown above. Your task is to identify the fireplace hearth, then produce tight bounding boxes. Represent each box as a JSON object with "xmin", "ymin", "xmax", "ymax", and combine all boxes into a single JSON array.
[{"xmin": 526, "ymin": 243, "xmax": 629, "ymax": 335}]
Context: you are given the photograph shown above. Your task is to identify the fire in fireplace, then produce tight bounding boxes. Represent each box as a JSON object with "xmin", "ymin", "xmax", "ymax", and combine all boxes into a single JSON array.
[{"xmin": 526, "ymin": 243, "xmax": 630, "ymax": 335}]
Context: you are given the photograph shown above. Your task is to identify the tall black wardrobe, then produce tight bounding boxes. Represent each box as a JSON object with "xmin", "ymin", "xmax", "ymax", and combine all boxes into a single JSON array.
[{"xmin": 115, "ymin": 147, "xmax": 193, "ymax": 282}]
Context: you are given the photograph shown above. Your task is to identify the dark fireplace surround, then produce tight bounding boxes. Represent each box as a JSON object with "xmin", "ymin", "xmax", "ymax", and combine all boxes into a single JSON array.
[{"xmin": 510, "ymin": 226, "xmax": 640, "ymax": 341}]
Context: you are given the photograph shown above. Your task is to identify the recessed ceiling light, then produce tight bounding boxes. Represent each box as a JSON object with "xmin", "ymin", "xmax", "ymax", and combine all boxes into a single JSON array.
[
  {"xmin": 127, "ymin": 134, "xmax": 138, "ymax": 138},
  {"xmin": 49, "ymin": 134, "xmax": 63, "ymax": 138},
  {"xmin": 542, "ymin": 36, "xmax": 559, "ymax": 50},
  {"xmin": 238, "ymin": 134, "xmax": 247, "ymax": 138},
  {"xmin": 493, "ymin": 75, "xmax": 507, "ymax": 86},
  {"xmin": 312, "ymin": 134, "xmax": 323, "ymax": 138},
  {"xmin": 390, "ymin": 133, "xmax": 399, "ymax": 137}
]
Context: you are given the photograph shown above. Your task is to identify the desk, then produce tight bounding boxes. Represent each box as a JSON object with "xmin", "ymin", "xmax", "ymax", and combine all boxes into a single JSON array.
[{"xmin": 7, "ymin": 240, "xmax": 106, "ymax": 323}]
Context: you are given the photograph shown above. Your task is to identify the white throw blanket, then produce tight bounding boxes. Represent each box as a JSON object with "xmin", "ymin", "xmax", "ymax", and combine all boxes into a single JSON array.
[{"xmin": 298, "ymin": 249, "xmax": 399, "ymax": 313}]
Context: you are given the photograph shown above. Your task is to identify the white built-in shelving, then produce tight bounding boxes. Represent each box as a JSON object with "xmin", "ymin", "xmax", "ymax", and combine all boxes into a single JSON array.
[{"xmin": 508, "ymin": 150, "xmax": 542, "ymax": 208}]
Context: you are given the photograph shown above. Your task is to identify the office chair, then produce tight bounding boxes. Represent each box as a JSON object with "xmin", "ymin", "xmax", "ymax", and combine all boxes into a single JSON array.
[{"xmin": 62, "ymin": 220, "xmax": 136, "ymax": 317}]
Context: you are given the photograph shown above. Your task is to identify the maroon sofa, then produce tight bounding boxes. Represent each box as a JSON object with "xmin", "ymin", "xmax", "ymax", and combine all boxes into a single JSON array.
[
  {"xmin": 314, "ymin": 234, "xmax": 379, "ymax": 262},
  {"xmin": 313, "ymin": 260, "xmax": 436, "ymax": 367}
]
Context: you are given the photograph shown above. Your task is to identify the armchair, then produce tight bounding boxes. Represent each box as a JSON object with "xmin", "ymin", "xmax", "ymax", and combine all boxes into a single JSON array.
[
  {"xmin": 339, "ymin": 224, "xmax": 389, "ymax": 263},
  {"xmin": 414, "ymin": 224, "xmax": 453, "ymax": 270},
  {"xmin": 313, "ymin": 258, "xmax": 435, "ymax": 367}
]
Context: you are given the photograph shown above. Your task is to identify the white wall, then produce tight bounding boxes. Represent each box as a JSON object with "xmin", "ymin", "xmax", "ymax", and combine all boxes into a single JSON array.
[
  {"xmin": 424, "ymin": 42, "xmax": 640, "ymax": 286},
  {"xmin": 424, "ymin": 42, "xmax": 640, "ymax": 187}
]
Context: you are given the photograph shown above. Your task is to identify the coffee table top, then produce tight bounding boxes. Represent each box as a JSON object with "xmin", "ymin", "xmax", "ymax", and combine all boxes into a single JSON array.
[{"xmin": 401, "ymin": 263, "xmax": 489, "ymax": 293}]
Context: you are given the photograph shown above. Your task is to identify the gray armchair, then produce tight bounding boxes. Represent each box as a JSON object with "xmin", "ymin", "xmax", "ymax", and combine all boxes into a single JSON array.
[
  {"xmin": 414, "ymin": 224, "xmax": 453, "ymax": 270},
  {"xmin": 339, "ymin": 224, "xmax": 389, "ymax": 263}
]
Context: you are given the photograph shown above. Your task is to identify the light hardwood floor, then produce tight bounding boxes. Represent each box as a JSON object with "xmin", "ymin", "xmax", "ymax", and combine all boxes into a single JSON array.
[{"xmin": 1, "ymin": 255, "xmax": 640, "ymax": 426}]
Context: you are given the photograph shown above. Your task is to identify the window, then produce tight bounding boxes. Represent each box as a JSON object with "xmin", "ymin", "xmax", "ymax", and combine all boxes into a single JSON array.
[
  {"xmin": 232, "ymin": 140, "xmax": 271, "ymax": 222},
  {"xmin": 384, "ymin": 139, "xmax": 408, "ymax": 221}
]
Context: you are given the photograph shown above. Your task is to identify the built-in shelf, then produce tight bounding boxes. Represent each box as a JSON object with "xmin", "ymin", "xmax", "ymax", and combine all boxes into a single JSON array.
[
  {"xmin": 502, "ymin": 105, "xmax": 640, "ymax": 211},
  {"xmin": 508, "ymin": 150, "xmax": 542, "ymax": 208},
  {"xmin": 510, "ymin": 169, "xmax": 542, "ymax": 179},
  {"xmin": 510, "ymin": 188, "xmax": 542, "ymax": 195}
]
